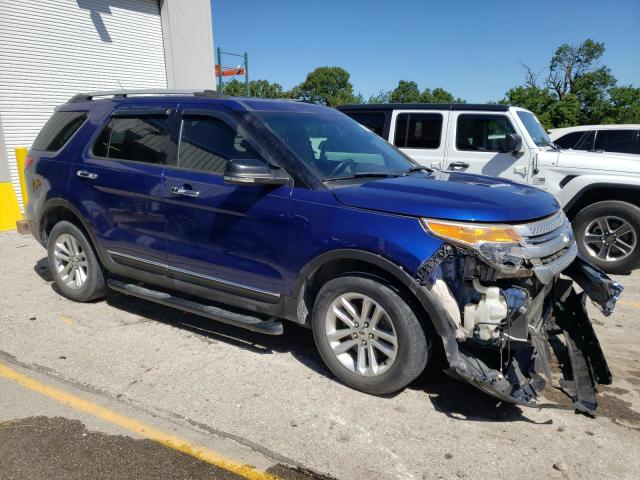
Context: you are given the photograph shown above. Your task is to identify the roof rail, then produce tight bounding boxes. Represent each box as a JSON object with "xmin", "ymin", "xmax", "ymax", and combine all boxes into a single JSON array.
[{"xmin": 68, "ymin": 89, "xmax": 225, "ymax": 103}]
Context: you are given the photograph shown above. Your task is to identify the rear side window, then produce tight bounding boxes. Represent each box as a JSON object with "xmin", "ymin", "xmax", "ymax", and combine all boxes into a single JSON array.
[
  {"xmin": 456, "ymin": 115, "xmax": 515, "ymax": 152},
  {"xmin": 93, "ymin": 115, "xmax": 168, "ymax": 164},
  {"xmin": 394, "ymin": 113, "xmax": 442, "ymax": 149},
  {"xmin": 178, "ymin": 116, "xmax": 262, "ymax": 173},
  {"xmin": 32, "ymin": 111, "xmax": 87, "ymax": 151},
  {"xmin": 554, "ymin": 131, "xmax": 585, "ymax": 149},
  {"xmin": 344, "ymin": 111, "xmax": 386, "ymax": 137},
  {"xmin": 594, "ymin": 130, "xmax": 640, "ymax": 154}
]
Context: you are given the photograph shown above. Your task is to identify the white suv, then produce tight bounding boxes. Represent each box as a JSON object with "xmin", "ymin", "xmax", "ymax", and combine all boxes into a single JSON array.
[
  {"xmin": 549, "ymin": 124, "xmax": 640, "ymax": 156},
  {"xmin": 339, "ymin": 103, "xmax": 640, "ymax": 273}
]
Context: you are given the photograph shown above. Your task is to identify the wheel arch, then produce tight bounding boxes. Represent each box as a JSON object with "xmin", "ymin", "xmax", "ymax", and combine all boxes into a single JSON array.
[
  {"xmin": 564, "ymin": 183, "xmax": 640, "ymax": 220},
  {"xmin": 286, "ymin": 249, "xmax": 450, "ymax": 337},
  {"xmin": 38, "ymin": 198, "xmax": 106, "ymax": 265}
]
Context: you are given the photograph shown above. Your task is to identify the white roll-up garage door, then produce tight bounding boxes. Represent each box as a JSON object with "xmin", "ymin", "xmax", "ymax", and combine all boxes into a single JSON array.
[{"xmin": 0, "ymin": 0, "xmax": 168, "ymax": 207}]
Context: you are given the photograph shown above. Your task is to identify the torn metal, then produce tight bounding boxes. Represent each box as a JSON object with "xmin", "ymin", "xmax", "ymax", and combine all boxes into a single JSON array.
[{"xmin": 416, "ymin": 237, "xmax": 622, "ymax": 416}]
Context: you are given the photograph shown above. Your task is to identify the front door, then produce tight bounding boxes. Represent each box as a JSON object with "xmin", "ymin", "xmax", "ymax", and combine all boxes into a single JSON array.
[
  {"xmin": 444, "ymin": 112, "xmax": 532, "ymax": 183},
  {"xmin": 162, "ymin": 107, "xmax": 291, "ymax": 304}
]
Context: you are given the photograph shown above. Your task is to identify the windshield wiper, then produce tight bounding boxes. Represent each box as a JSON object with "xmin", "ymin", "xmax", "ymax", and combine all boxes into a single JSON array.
[
  {"xmin": 402, "ymin": 165, "xmax": 433, "ymax": 175},
  {"xmin": 323, "ymin": 172, "xmax": 401, "ymax": 182}
]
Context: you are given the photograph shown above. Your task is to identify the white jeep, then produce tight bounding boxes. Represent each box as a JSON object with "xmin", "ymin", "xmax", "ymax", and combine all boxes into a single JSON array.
[{"xmin": 339, "ymin": 103, "xmax": 640, "ymax": 273}]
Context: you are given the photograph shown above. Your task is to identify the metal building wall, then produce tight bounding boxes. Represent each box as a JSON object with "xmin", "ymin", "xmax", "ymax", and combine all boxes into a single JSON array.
[{"xmin": 0, "ymin": 0, "xmax": 168, "ymax": 208}]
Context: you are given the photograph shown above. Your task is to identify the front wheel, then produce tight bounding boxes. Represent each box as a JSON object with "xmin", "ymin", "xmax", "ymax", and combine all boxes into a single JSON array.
[
  {"xmin": 573, "ymin": 200, "xmax": 640, "ymax": 274},
  {"xmin": 312, "ymin": 276, "xmax": 430, "ymax": 395}
]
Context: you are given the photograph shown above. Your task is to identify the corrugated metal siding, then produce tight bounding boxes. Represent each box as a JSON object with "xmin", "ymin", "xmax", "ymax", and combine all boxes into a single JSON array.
[{"xmin": 0, "ymin": 0, "xmax": 167, "ymax": 207}]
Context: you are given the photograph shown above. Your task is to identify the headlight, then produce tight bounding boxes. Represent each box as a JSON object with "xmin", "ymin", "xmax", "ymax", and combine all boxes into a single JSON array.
[{"xmin": 421, "ymin": 218, "xmax": 528, "ymax": 273}]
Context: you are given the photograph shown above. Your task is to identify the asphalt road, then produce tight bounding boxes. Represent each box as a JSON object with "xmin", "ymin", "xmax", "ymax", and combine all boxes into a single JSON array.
[{"xmin": 1, "ymin": 231, "xmax": 639, "ymax": 479}]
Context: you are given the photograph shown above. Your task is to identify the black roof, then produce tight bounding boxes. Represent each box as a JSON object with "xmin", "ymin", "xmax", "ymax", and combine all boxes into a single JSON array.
[{"xmin": 337, "ymin": 103, "xmax": 510, "ymax": 112}]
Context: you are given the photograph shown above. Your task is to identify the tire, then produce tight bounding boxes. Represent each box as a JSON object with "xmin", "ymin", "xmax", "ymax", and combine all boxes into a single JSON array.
[
  {"xmin": 573, "ymin": 201, "xmax": 640, "ymax": 274},
  {"xmin": 311, "ymin": 275, "xmax": 430, "ymax": 395},
  {"xmin": 47, "ymin": 221, "xmax": 107, "ymax": 302}
]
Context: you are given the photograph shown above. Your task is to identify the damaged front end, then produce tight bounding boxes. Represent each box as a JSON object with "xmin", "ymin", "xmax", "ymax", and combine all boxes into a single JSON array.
[{"xmin": 416, "ymin": 211, "xmax": 623, "ymax": 416}]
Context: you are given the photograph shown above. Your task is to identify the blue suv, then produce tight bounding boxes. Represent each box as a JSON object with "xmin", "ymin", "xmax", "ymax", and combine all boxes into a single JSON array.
[{"xmin": 25, "ymin": 90, "xmax": 622, "ymax": 414}]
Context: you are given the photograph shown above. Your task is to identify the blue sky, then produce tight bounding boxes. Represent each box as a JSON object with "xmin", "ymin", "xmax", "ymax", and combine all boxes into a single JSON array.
[{"xmin": 211, "ymin": 0, "xmax": 640, "ymax": 102}]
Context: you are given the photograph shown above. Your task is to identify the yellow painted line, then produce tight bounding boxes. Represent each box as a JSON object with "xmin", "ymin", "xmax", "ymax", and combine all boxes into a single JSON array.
[{"xmin": 0, "ymin": 362, "xmax": 279, "ymax": 480}]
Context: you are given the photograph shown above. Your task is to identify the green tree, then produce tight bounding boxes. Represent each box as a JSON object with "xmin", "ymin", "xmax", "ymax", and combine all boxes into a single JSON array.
[
  {"xmin": 367, "ymin": 90, "xmax": 391, "ymax": 104},
  {"xmin": 389, "ymin": 80, "xmax": 421, "ymax": 103},
  {"xmin": 422, "ymin": 87, "xmax": 465, "ymax": 104},
  {"xmin": 606, "ymin": 86, "xmax": 640, "ymax": 123},
  {"xmin": 222, "ymin": 78, "xmax": 285, "ymax": 98},
  {"xmin": 571, "ymin": 67, "xmax": 617, "ymax": 124},
  {"xmin": 294, "ymin": 66, "xmax": 357, "ymax": 106},
  {"xmin": 547, "ymin": 39, "xmax": 606, "ymax": 99}
]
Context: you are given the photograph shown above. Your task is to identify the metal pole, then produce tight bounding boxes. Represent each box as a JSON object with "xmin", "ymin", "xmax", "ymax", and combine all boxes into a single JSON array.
[
  {"xmin": 217, "ymin": 46, "xmax": 223, "ymax": 92},
  {"xmin": 244, "ymin": 52, "xmax": 249, "ymax": 97}
]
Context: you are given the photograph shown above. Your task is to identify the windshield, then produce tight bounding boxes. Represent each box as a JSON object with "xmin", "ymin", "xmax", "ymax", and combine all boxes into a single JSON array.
[
  {"xmin": 517, "ymin": 110, "xmax": 552, "ymax": 147},
  {"xmin": 253, "ymin": 110, "xmax": 417, "ymax": 180}
]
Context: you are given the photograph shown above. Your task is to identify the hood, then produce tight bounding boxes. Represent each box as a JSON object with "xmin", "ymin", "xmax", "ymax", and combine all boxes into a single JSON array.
[
  {"xmin": 550, "ymin": 149, "xmax": 640, "ymax": 174},
  {"xmin": 331, "ymin": 171, "xmax": 559, "ymax": 222}
]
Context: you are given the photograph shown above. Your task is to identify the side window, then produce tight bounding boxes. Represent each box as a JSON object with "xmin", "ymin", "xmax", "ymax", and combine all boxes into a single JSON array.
[
  {"xmin": 554, "ymin": 131, "xmax": 585, "ymax": 149},
  {"xmin": 344, "ymin": 111, "xmax": 386, "ymax": 137},
  {"xmin": 575, "ymin": 130, "xmax": 595, "ymax": 151},
  {"xmin": 32, "ymin": 111, "xmax": 87, "ymax": 151},
  {"xmin": 394, "ymin": 113, "xmax": 442, "ymax": 149},
  {"xmin": 594, "ymin": 130, "xmax": 640, "ymax": 154},
  {"xmin": 456, "ymin": 115, "xmax": 515, "ymax": 152},
  {"xmin": 178, "ymin": 116, "xmax": 262, "ymax": 173},
  {"xmin": 92, "ymin": 115, "xmax": 168, "ymax": 164}
]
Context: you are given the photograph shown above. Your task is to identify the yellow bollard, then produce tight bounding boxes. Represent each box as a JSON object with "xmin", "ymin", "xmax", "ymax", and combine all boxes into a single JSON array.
[
  {"xmin": 0, "ymin": 182, "xmax": 22, "ymax": 231},
  {"xmin": 15, "ymin": 146, "xmax": 28, "ymax": 209}
]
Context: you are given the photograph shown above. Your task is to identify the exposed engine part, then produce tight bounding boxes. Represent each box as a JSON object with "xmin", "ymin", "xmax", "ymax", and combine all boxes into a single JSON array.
[
  {"xmin": 427, "ymin": 277, "xmax": 466, "ymax": 340},
  {"xmin": 418, "ymin": 244, "xmax": 620, "ymax": 416},
  {"xmin": 463, "ymin": 279, "xmax": 508, "ymax": 341}
]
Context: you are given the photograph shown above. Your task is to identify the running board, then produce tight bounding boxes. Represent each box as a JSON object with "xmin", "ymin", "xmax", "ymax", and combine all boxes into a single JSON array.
[{"xmin": 107, "ymin": 279, "xmax": 284, "ymax": 335}]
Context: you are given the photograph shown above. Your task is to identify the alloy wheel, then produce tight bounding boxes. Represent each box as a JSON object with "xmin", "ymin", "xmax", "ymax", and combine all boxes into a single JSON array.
[
  {"xmin": 584, "ymin": 215, "xmax": 637, "ymax": 262},
  {"xmin": 324, "ymin": 293, "xmax": 398, "ymax": 376},
  {"xmin": 53, "ymin": 233, "xmax": 88, "ymax": 290}
]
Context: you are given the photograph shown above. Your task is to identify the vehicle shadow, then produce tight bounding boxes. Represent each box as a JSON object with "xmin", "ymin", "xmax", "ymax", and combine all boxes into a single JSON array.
[{"xmin": 34, "ymin": 257, "xmax": 557, "ymax": 424}]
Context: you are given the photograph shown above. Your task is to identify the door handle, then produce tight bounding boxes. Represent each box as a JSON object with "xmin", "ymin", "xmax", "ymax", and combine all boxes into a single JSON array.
[
  {"xmin": 514, "ymin": 166, "xmax": 528, "ymax": 175},
  {"xmin": 76, "ymin": 170, "xmax": 98, "ymax": 180},
  {"xmin": 170, "ymin": 185, "xmax": 200, "ymax": 197},
  {"xmin": 448, "ymin": 161, "xmax": 469, "ymax": 171}
]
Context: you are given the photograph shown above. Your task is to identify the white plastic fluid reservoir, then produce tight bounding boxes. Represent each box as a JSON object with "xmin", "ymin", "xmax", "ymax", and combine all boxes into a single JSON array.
[{"xmin": 463, "ymin": 279, "xmax": 508, "ymax": 341}]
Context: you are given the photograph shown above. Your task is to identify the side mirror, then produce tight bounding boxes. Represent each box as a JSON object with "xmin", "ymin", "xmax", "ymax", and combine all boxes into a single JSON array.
[
  {"xmin": 503, "ymin": 133, "xmax": 523, "ymax": 154},
  {"xmin": 223, "ymin": 158, "xmax": 289, "ymax": 186}
]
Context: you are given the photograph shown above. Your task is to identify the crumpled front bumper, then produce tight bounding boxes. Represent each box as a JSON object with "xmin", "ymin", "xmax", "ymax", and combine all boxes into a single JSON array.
[{"xmin": 426, "ymin": 255, "xmax": 623, "ymax": 416}]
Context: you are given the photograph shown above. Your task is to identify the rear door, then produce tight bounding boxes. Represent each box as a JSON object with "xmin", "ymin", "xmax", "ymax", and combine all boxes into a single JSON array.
[
  {"xmin": 445, "ymin": 111, "xmax": 533, "ymax": 182},
  {"xmin": 389, "ymin": 109, "xmax": 449, "ymax": 168},
  {"xmin": 162, "ymin": 107, "xmax": 291, "ymax": 304},
  {"xmin": 593, "ymin": 129, "xmax": 640, "ymax": 155},
  {"xmin": 67, "ymin": 105, "xmax": 171, "ymax": 271}
]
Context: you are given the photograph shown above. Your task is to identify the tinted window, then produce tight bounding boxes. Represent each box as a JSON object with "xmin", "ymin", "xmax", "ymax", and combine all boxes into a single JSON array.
[
  {"xmin": 32, "ymin": 111, "xmax": 87, "ymax": 151},
  {"xmin": 344, "ymin": 112, "xmax": 386, "ymax": 137},
  {"xmin": 554, "ymin": 131, "xmax": 585, "ymax": 149},
  {"xmin": 93, "ymin": 116, "xmax": 168, "ymax": 164},
  {"xmin": 178, "ymin": 116, "xmax": 262, "ymax": 173},
  {"xmin": 394, "ymin": 113, "xmax": 442, "ymax": 149},
  {"xmin": 576, "ymin": 130, "xmax": 595, "ymax": 151},
  {"xmin": 594, "ymin": 130, "xmax": 640, "ymax": 155},
  {"xmin": 456, "ymin": 115, "xmax": 515, "ymax": 152}
]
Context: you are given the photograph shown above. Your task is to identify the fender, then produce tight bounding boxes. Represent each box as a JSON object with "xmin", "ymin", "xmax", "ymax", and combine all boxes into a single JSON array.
[
  {"xmin": 285, "ymin": 248, "xmax": 451, "ymax": 336},
  {"xmin": 555, "ymin": 175, "xmax": 640, "ymax": 210}
]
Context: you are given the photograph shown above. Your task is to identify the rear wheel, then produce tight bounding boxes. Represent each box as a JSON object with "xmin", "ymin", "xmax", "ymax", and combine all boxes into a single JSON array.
[
  {"xmin": 47, "ymin": 221, "xmax": 107, "ymax": 302},
  {"xmin": 573, "ymin": 201, "xmax": 640, "ymax": 274},
  {"xmin": 312, "ymin": 276, "xmax": 429, "ymax": 395}
]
